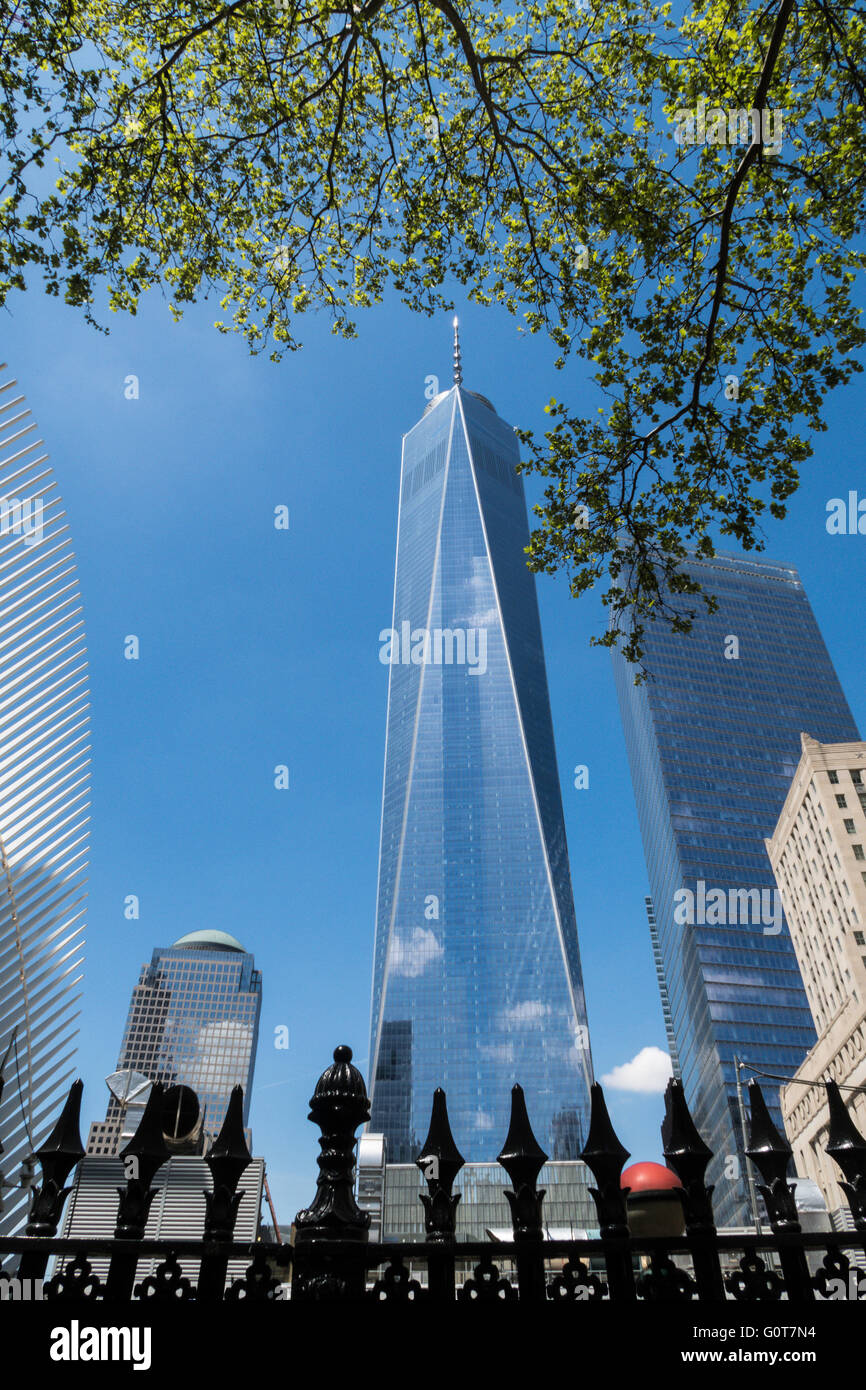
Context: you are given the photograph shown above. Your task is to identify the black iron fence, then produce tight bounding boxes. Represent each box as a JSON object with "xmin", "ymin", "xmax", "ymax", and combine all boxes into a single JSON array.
[{"xmin": 1, "ymin": 1044, "xmax": 865, "ymax": 1303}]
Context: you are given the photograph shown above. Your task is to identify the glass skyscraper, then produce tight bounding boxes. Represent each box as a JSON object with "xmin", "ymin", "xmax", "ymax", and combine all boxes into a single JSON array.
[
  {"xmin": 368, "ymin": 328, "xmax": 592, "ymax": 1163},
  {"xmin": 613, "ymin": 552, "xmax": 859, "ymax": 1225},
  {"xmin": 87, "ymin": 929, "xmax": 261, "ymax": 1154}
]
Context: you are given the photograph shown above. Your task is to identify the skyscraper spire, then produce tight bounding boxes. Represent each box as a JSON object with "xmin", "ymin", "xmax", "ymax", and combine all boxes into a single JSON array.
[{"xmin": 452, "ymin": 315, "xmax": 462, "ymax": 387}]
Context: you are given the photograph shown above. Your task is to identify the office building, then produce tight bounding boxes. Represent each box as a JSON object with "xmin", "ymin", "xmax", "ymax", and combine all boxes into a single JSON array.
[
  {"xmin": 368, "ymin": 324, "xmax": 593, "ymax": 1165},
  {"xmin": 767, "ymin": 734, "xmax": 866, "ymax": 1227},
  {"xmin": 87, "ymin": 929, "xmax": 261, "ymax": 1154},
  {"xmin": 612, "ymin": 552, "xmax": 859, "ymax": 1225}
]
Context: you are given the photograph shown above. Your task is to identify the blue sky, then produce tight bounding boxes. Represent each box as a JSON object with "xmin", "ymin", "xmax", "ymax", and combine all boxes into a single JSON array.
[{"xmin": 3, "ymin": 273, "xmax": 864, "ymax": 1225}]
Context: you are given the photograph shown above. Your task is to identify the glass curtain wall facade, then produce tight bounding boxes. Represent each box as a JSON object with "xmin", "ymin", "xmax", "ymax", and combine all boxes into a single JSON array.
[
  {"xmin": 612, "ymin": 552, "xmax": 859, "ymax": 1225},
  {"xmin": 88, "ymin": 930, "xmax": 261, "ymax": 1152},
  {"xmin": 369, "ymin": 379, "xmax": 592, "ymax": 1163}
]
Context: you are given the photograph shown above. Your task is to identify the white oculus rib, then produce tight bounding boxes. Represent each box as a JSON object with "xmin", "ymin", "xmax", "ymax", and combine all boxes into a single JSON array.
[{"xmin": 0, "ymin": 365, "xmax": 88, "ymax": 1240}]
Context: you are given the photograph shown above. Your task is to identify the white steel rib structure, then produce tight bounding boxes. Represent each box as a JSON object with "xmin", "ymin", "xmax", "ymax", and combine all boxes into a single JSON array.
[{"xmin": 0, "ymin": 364, "xmax": 89, "ymax": 1239}]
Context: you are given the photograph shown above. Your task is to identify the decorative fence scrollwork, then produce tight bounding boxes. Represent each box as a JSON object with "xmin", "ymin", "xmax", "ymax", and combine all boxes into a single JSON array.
[{"xmin": 1, "ymin": 1045, "xmax": 865, "ymax": 1303}]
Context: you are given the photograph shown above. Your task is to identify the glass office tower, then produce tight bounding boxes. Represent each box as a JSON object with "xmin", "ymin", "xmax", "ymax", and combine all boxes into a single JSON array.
[
  {"xmin": 613, "ymin": 552, "xmax": 859, "ymax": 1225},
  {"xmin": 369, "ymin": 330, "xmax": 592, "ymax": 1162},
  {"xmin": 87, "ymin": 929, "xmax": 261, "ymax": 1154}
]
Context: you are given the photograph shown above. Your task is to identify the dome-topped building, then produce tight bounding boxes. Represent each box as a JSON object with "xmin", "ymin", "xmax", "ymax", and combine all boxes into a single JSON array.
[{"xmin": 86, "ymin": 931, "xmax": 262, "ymax": 1156}]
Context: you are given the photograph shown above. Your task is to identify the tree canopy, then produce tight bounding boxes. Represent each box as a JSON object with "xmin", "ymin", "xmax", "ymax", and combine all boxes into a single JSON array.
[{"xmin": 2, "ymin": 0, "xmax": 864, "ymax": 662}]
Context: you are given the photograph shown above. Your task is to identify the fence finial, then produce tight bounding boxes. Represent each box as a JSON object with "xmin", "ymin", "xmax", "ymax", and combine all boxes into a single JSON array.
[
  {"xmin": 204, "ymin": 1085, "xmax": 251, "ymax": 1242},
  {"xmin": 115, "ymin": 1081, "xmax": 171, "ymax": 1239},
  {"xmin": 662, "ymin": 1077, "xmax": 715, "ymax": 1227},
  {"xmin": 581, "ymin": 1082, "xmax": 630, "ymax": 1235},
  {"xmin": 824, "ymin": 1078, "xmax": 866, "ymax": 1231},
  {"xmin": 23, "ymin": 1078, "xmax": 85, "ymax": 1237},
  {"xmin": 294, "ymin": 1045, "xmax": 370, "ymax": 1243},
  {"xmin": 746, "ymin": 1080, "xmax": 814, "ymax": 1299},
  {"xmin": 417, "ymin": 1088, "xmax": 464, "ymax": 1242},
  {"xmin": 498, "ymin": 1084, "xmax": 547, "ymax": 1241},
  {"xmin": 744, "ymin": 1079, "xmax": 797, "ymax": 1227}
]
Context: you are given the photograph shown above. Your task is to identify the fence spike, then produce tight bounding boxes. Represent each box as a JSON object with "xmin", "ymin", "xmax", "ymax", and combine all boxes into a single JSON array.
[
  {"xmin": 745, "ymin": 1081, "xmax": 813, "ymax": 1299},
  {"xmin": 745, "ymin": 1080, "xmax": 793, "ymax": 1195},
  {"xmin": 103, "ymin": 1082, "xmax": 172, "ymax": 1298},
  {"xmin": 581, "ymin": 1082, "xmax": 630, "ymax": 1233},
  {"xmin": 580, "ymin": 1082, "xmax": 634, "ymax": 1300},
  {"xmin": 14, "ymin": 1079, "xmax": 86, "ymax": 1282},
  {"xmin": 417, "ymin": 1089, "xmax": 464, "ymax": 1242},
  {"xmin": 824, "ymin": 1079, "xmax": 866, "ymax": 1231},
  {"xmin": 662, "ymin": 1078, "xmax": 725, "ymax": 1299},
  {"xmin": 498, "ymin": 1084, "xmax": 547, "ymax": 1239},
  {"xmin": 204, "ymin": 1085, "xmax": 251, "ymax": 1242},
  {"xmin": 498, "ymin": 1084, "xmax": 547, "ymax": 1187},
  {"xmin": 115, "ymin": 1081, "xmax": 171, "ymax": 1238},
  {"xmin": 497, "ymin": 1085, "xmax": 547, "ymax": 1299},
  {"xmin": 24, "ymin": 1079, "xmax": 85, "ymax": 1237},
  {"xmin": 662, "ymin": 1078, "xmax": 715, "ymax": 1227}
]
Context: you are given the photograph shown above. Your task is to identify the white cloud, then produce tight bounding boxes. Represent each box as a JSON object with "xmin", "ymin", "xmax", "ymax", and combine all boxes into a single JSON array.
[
  {"xmin": 467, "ymin": 606, "xmax": 499, "ymax": 628},
  {"xmin": 601, "ymin": 1046, "xmax": 673, "ymax": 1095},
  {"xmin": 388, "ymin": 927, "xmax": 444, "ymax": 978},
  {"xmin": 459, "ymin": 558, "xmax": 499, "ymax": 628},
  {"xmin": 499, "ymin": 1000, "xmax": 551, "ymax": 1029}
]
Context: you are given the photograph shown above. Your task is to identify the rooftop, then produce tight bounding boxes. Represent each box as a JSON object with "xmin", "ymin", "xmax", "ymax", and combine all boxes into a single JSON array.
[{"xmin": 172, "ymin": 929, "xmax": 246, "ymax": 953}]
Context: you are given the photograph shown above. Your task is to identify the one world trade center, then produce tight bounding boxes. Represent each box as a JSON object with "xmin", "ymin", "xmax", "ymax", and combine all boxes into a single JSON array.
[{"xmin": 368, "ymin": 324, "xmax": 593, "ymax": 1162}]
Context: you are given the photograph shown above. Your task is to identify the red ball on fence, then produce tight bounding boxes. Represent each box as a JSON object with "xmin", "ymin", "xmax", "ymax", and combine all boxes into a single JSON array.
[{"xmin": 620, "ymin": 1161, "xmax": 685, "ymax": 1238}]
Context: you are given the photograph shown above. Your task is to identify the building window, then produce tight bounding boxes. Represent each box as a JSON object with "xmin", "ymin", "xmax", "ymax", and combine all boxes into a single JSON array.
[
  {"xmin": 855, "ymin": 846, "xmax": 865, "ymax": 861},
  {"xmin": 836, "ymin": 794, "xmax": 848, "ymax": 808},
  {"xmin": 851, "ymin": 769, "xmax": 863, "ymax": 784},
  {"xmin": 828, "ymin": 770, "xmax": 839, "ymax": 784},
  {"xmin": 845, "ymin": 819, "xmax": 856, "ymax": 833},
  {"xmin": 855, "ymin": 931, "xmax": 865, "ymax": 946}
]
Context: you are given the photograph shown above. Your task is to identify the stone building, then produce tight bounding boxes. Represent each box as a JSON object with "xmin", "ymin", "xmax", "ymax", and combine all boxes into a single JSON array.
[{"xmin": 766, "ymin": 734, "xmax": 866, "ymax": 1226}]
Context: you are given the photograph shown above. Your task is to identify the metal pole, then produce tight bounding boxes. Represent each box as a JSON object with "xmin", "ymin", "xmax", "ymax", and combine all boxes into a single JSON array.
[
  {"xmin": 263, "ymin": 1171, "xmax": 282, "ymax": 1243},
  {"xmin": 734, "ymin": 1056, "xmax": 762, "ymax": 1235}
]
